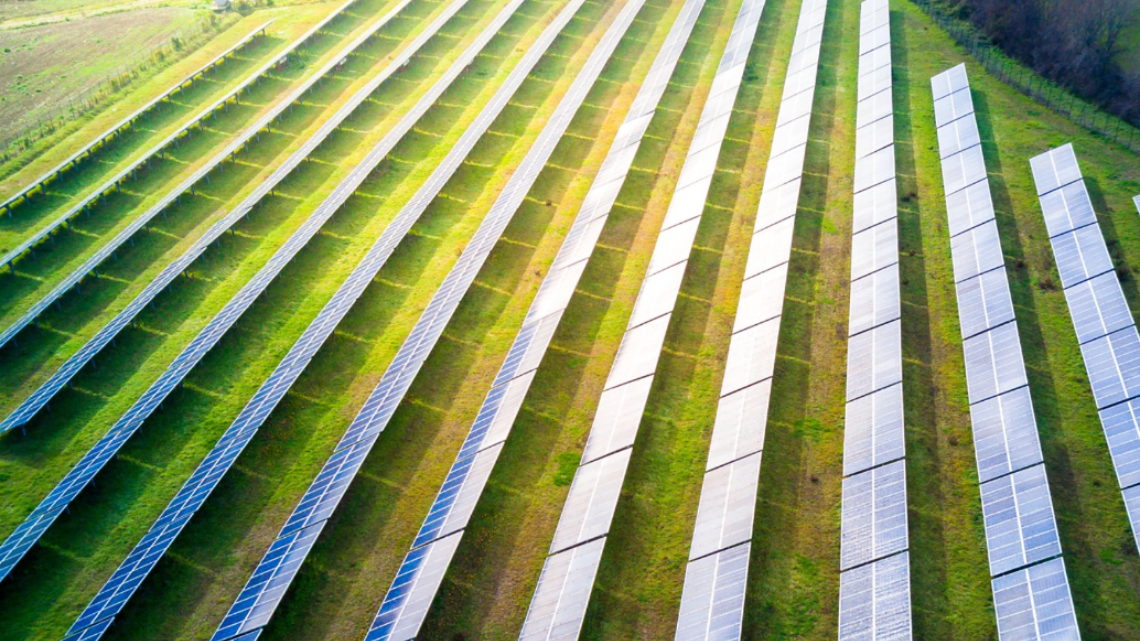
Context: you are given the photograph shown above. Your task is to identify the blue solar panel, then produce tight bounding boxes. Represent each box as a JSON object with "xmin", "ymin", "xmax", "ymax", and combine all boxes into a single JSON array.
[
  {"xmin": 212, "ymin": 0, "xmax": 649, "ymax": 636},
  {"xmin": 1100, "ymin": 399, "xmax": 1140, "ymax": 490},
  {"xmin": 979, "ymin": 464, "xmax": 1062, "ymax": 576},
  {"xmin": 0, "ymin": 0, "xmax": 426, "ymax": 433},
  {"xmin": 991, "ymin": 558, "xmax": 1080, "ymax": 641},
  {"xmin": 0, "ymin": 0, "xmax": 371, "ymax": 355},
  {"xmin": 0, "ymin": 0, "xmax": 488, "ymax": 587}
]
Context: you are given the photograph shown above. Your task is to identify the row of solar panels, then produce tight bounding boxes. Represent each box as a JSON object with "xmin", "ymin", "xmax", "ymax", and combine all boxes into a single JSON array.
[
  {"xmin": 359, "ymin": 0, "xmax": 710, "ymax": 636},
  {"xmin": 674, "ymin": 0, "xmax": 829, "ymax": 638},
  {"xmin": 931, "ymin": 64, "xmax": 1080, "ymax": 640},
  {"xmin": 213, "ymin": 0, "xmax": 662, "ymax": 639},
  {"xmin": 0, "ymin": 0, "xmax": 474, "ymax": 586},
  {"xmin": 522, "ymin": 0, "xmax": 771, "ymax": 637},
  {"xmin": 0, "ymin": 20, "xmax": 274, "ymax": 217},
  {"xmin": 59, "ymin": 0, "xmax": 629, "ymax": 635},
  {"xmin": 0, "ymin": 0, "xmax": 384, "ymax": 354},
  {"xmin": 0, "ymin": 0, "xmax": 355, "ymax": 277},
  {"xmin": 837, "ymin": 2, "xmax": 912, "ymax": 639},
  {"xmin": 1030, "ymin": 144, "xmax": 1140, "ymax": 556}
]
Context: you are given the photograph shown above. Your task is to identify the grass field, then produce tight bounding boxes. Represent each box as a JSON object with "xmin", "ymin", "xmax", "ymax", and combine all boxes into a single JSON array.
[{"xmin": 0, "ymin": 0, "xmax": 1139, "ymax": 638}]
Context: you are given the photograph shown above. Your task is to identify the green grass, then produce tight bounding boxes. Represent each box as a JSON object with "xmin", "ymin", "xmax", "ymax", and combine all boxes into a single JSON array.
[{"xmin": 1, "ymin": 0, "xmax": 1140, "ymax": 637}]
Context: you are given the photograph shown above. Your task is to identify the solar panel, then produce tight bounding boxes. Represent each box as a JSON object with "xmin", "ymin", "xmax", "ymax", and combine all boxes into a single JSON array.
[
  {"xmin": 628, "ymin": 262, "xmax": 688, "ymax": 328},
  {"xmin": 605, "ymin": 314, "xmax": 672, "ymax": 389},
  {"xmin": 838, "ymin": 553, "xmax": 912, "ymax": 641},
  {"xmin": 840, "ymin": 461, "xmax": 909, "ymax": 570},
  {"xmin": 940, "ymin": 144, "xmax": 987, "ymax": 195},
  {"xmin": 856, "ymin": 115, "xmax": 894, "ymax": 161},
  {"xmin": 857, "ymin": 88, "xmax": 894, "ymax": 130},
  {"xmin": 936, "ymin": 115, "xmax": 981, "ymax": 160},
  {"xmin": 991, "ymin": 558, "xmax": 1080, "ymax": 641},
  {"xmin": 1038, "ymin": 181, "xmax": 1097, "ymax": 238},
  {"xmin": 720, "ymin": 317, "xmax": 782, "ymax": 396},
  {"xmin": 858, "ymin": 64, "xmax": 892, "ymax": 102},
  {"xmin": 754, "ymin": 177, "xmax": 803, "ymax": 231},
  {"xmin": 518, "ymin": 538, "xmax": 606, "ymax": 641},
  {"xmin": 850, "ymin": 218, "xmax": 899, "ymax": 281},
  {"xmin": 764, "ymin": 141, "xmax": 809, "ymax": 191},
  {"xmin": 852, "ymin": 178, "xmax": 898, "ymax": 234},
  {"xmin": 1135, "ymin": 194, "xmax": 1140, "ymax": 217},
  {"xmin": 858, "ymin": 44, "xmax": 891, "ymax": 78},
  {"xmin": 744, "ymin": 215, "xmax": 797, "ymax": 279},
  {"xmin": 849, "ymin": 263, "xmax": 901, "ymax": 336},
  {"xmin": 365, "ymin": 531, "xmax": 464, "ymax": 641},
  {"xmin": 979, "ymin": 464, "xmax": 1063, "ymax": 576},
  {"xmin": 846, "ymin": 319, "xmax": 903, "ymax": 402},
  {"xmin": 843, "ymin": 383, "xmax": 905, "ymax": 477},
  {"xmin": 1080, "ymin": 327, "xmax": 1140, "ymax": 409},
  {"xmin": 1064, "ymin": 271, "xmax": 1134, "ymax": 344},
  {"xmin": 770, "ymin": 114, "xmax": 812, "ymax": 158},
  {"xmin": 646, "ymin": 217, "xmax": 703, "ymax": 275},
  {"xmin": 1050, "ymin": 224, "xmax": 1114, "ymax": 289},
  {"xmin": 933, "ymin": 85, "xmax": 974, "ymax": 128},
  {"xmin": 955, "ymin": 266, "xmax": 1015, "ymax": 339},
  {"xmin": 674, "ymin": 543, "xmax": 750, "ymax": 641},
  {"xmin": 1123, "ymin": 485, "xmax": 1140, "ymax": 554},
  {"xmin": 688, "ymin": 453, "xmax": 762, "ymax": 560},
  {"xmin": 962, "ymin": 321, "xmax": 1028, "ymax": 404},
  {"xmin": 853, "ymin": 142, "xmax": 896, "ymax": 194},
  {"xmin": 930, "ymin": 63, "xmax": 968, "ymax": 101},
  {"xmin": 949, "ymin": 220, "xmax": 1004, "ymax": 283},
  {"xmin": 733, "ymin": 262, "xmax": 788, "ymax": 332},
  {"xmin": 970, "ymin": 386, "xmax": 1044, "ymax": 483},
  {"xmin": 944, "ymin": 178, "xmax": 995, "ymax": 238},
  {"xmin": 1099, "ymin": 399, "xmax": 1140, "ymax": 489},
  {"xmin": 412, "ymin": 444, "xmax": 503, "ymax": 548},
  {"xmin": 1029, "ymin": 143, "xmax": 1081, "ymax": 196},
  {"xmin": 707, "ymin": 379, "xmax": 771, "ymax": 470},
  {"xmin": 582, "ymin": 377, "xmax": 655, "ymax": 464}
]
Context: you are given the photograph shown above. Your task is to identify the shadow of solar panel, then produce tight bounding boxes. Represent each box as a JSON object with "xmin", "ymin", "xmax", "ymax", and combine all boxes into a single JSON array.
[
  {"xmin": 549, "ymin": 449, "xmax": 633, "ymax": 554},
  {"xmin": 843, "ymin": 383, "xmax": 905, "ymax": 476},
  {"xmin": 1080, "ymin": 327, "xmax": 1140, "ymax": 409},
  {"xmin": 970, "ymin": 386, "xmax": 1043, "ymax": 483},
  {"xmin": 689, "ymin": 453, "xmax": 762, "ymax": 559},
  {"xmin": 365, "ymin": 531, "xmax": 463, "ymax": 641},
  {"xmin": 944, "ymin": 178, "xmax": 995, "ymax": 238},
  {"xmin": 950, "ymin": 219, "xmax": 1004, "ymax": 283},
  {"xmin": 931, "ymin": 63, "xmax": 969, "ymax": 101},
  {"xmin": 519, "ymin": 538, "xmax": 606, "ymax": 641},
  {"xmin": 840, "ymin": 461, "xmax": 908, "ymax": 570},
  {"xmin": 851, "ymin": 218, "xmax": 899, "ymax": 281},
  {"xmin": 962, "ymin": 321, "xmax": 1028, "ymax": 404},
  {"xmin": 1064, "ymin": 272, "xmax": 1134, "ymax": 344},
  {"xmin": 940, "ymin": 144, "xmax": 987, "ymax": 195},
  {"xmin": 707, "ymin": 379, "xmax": 770, "ymax": 470},
  {"xmin": 1039, "ymin": 181, "xmax": 1097, "ymax": 238},
  {"xmin": 838, "ymin": 552, "xmax": 912, "ymax": 641},
  {"xmin": 1030, "ymin": 143, "xmax": 1081, "ymax": 196},
  {"xmin": 852, "ymin": 178, "xmax": 898, "ymax": 234},
  {"xmin": 846, "ymin": 319, "xmax": 903, "ymax": 401},
  {"xmin": 955, "ymin": 266, "xmax": 1015, "ymax": 339},
  {"xmin": 582, "ymin": 377, "xmax": 655, "ymax": 464},
  {"xmin": 991, "ymin": 558, "xmax": 1079, "ymax": 641},
  {"xmin": 1051, "ymin": 224, "xmax": 1114, "ymax": 289},
  {"xmin": 1100, "ymin": 399, "xmax": 1140, "ymax": 489},
  {"xmin": 721, "ymin": 317, "xmax": 781, "ymax": 396},
  {"xmin": 675, "ymin": 543, "xmax": 750, "ymax": 641},
  {"xmin": 933, "ymin": 85, "xmax": 974, "ymax": 128},
  {"xmin": 980, "ymin": 464, "xmax": 1063, "ymax": 576},
  {"xmin": 850, "ymin": 263, "xmax": 901, "ymax": 336}
]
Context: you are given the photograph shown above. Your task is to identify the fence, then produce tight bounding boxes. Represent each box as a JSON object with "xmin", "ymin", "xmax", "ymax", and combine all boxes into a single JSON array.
[{"xmin": 910, "ymin": 0, "xmax": 1140, "ymax": 154}]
